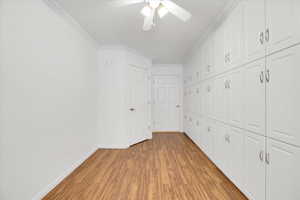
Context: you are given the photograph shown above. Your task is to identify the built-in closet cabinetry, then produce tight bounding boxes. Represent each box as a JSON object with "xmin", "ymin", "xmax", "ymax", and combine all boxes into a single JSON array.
[{"xmin": 183, "ymin": 0, "xmax": 300, "ymax": 199}]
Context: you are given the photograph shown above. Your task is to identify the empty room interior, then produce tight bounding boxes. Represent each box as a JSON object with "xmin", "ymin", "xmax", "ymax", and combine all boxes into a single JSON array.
[{"xmin": 1, "ymin": 0, "xmax": 300, "ymax": 199}]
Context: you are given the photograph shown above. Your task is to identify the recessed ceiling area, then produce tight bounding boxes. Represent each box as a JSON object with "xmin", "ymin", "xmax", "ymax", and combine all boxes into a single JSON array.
[{"xmin": 55, "ymin": 0, "xmax": 232, "ymax": 63}]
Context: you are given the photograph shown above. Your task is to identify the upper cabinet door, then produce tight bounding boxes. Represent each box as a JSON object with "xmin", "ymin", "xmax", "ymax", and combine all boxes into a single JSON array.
[
  {"xmin": 243, "ymin": 59, "xmax": 266, "ymax": 136},
  {"xmin": 265, "ymin": 0, "xmax": 300, "ymax": 55},
  {"xmin": 266, "ymin": 46, "xmax": 300, "ymax": 146},
  {"xmin": 244, "ymin": 0, "xmax": 266, "ymax": 63},
  {"xmin": 213, "ymin": 26, "xmax": 225, "ymax": 75},
  {"xmin": 228, "ymin": 68, "xmax": 243, "ymax": 128},
  {"xmin": 202, "ymin": 38, "xmax": 215, "ymax": 78},
  {"xmin": 229, "ymin": 3, "xmax": 245, "ymax": 69},
  {"xmin": 266, "ymin": 139, "xmax": 300, "ymax": 200}
]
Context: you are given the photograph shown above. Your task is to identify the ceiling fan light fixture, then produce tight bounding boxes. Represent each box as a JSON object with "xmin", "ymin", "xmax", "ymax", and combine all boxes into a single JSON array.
[
  {"xmin": 158, "ymin": 6, "xmax": 168, "ymax": 18},
  {"xmin": 141, "ymin": 5, "xmax": 152, "ymax": 17}
]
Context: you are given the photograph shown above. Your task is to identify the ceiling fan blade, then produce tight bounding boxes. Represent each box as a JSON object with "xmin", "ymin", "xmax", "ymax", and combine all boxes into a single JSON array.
[
  {"xmin": 143, "ymin": 9, "xmax": 155, "ymax": 31},
  {"xmin": 108, "ymin": 0, "xmax": 144, "ymax": 7},
  {"xmin": 161, "ymin": 0, "xmax": 191, "ymax": 22}
]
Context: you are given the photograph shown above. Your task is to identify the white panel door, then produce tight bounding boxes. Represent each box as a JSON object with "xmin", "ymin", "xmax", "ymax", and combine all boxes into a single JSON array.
[
  {"xmin": 214, "ymin": 75, "xmax": 228, "ymax": 123},
  {"xmin": 195, "ymin": 84, "xmax": 202, "ymax": 116},
  {"xmin": 214, "ymin": 122, "xmax": 229, "ymax": 174},
  {"xmin": 229, "ymin": 2, "xmax": 244, "ymax": 69},
  {"xmin": 228, "ymin": 127, "xmax": 245, "ymax": 190},
  {"xmin": 266, "ymin": 139, "xmax": 300, "ymax": 200},
  {"xmin": 129, "ymin": 65, "xmax": 149, "ymax": 145},
  {"xmin": 266, "ymin": 46, "xmax": 300, "ymax": 146},
  {"xmin": 244, "ymin": 0, "xmax": 266, "ymax": 63},
  {"xmin": 244, "ymin": 132, "xmax": 266, "ymax": 200},
  {"xmin": 243, "ymin": 59, "xmax": 265, "ymax": 135},
  {"xmin": 228, "ymin": 68, "xmax": 243, "ymax": 128},
  {"xmin": 213, "ymin": 26, "xmax": 225, "ymax": 74},
  {"xmin": 153, "ymin": 75, "xmax": 181, "ymax": 132},
  {"xmin": 265, "ymin": 0, "xmax": 300, "ymax": 55}
]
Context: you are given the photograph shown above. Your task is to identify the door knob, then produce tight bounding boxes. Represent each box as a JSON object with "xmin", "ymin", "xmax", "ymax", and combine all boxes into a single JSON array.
[{"xmin": 129, "ymin": 108, "xmax": 135, "ymax": 111}]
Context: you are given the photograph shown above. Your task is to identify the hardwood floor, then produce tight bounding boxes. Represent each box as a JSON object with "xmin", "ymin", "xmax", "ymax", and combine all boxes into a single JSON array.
[{"xmin": 43, "ymin": 133, "xmax": 248, "ymax": 200}]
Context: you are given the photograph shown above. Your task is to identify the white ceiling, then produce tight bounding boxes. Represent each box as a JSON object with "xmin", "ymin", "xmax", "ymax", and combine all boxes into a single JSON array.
[{"xmin": 55, "ymin": 0, "xmax": 231, "ymax": 64}]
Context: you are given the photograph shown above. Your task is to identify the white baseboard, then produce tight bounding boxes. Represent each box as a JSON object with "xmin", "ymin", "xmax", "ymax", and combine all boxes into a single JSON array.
[{"xmin": 32, "ymin": 147, "xmax": 98, "ymax": 200}]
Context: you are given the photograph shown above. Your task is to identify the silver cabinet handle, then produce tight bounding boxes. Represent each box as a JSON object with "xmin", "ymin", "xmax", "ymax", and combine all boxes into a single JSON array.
[
  {"xmin": 259, "ymin": 32, "xmax": 264, "ymax": 44},
  {"xmin": 260, "ymin": 71, "xmax": 264, "ymax": 83},
  {"xmin": 265, "ymin": 28, "xmax": 270, "ymax": 42},
  {"xmin": 129, "ymin": 108, "xmax": 135, "ymax": 111},
  {"xmin": 265, "ymin": 153, "xmax": 270, "ymax": 164},
  {"xmin": 228, "ymin": 80, "xmax": 231, "ymax": 89},
  {"xmin": 207, "ymin": 85, "xmax": 211, "ymax": 92},
  {"xmin": 224, "ymin": 80, "xmax": 227, "ymax": 89},
  {"xmin": 196, "ymin": 121, "xmax": 200, "ymax": 126},
  {"xmin": 259, "ymin": 150, "xmax": 264, "ymax": 162},
  {"xmin": 176, "ymin": 105, "xmax": 180, "ymax": 108},
  {"xmin": 266, "ymin": 69, "xmax": 270, "ymax": 82},
  {"xmin": 207, "ymin": 127, "xmax": 211, "ymax": 132}
]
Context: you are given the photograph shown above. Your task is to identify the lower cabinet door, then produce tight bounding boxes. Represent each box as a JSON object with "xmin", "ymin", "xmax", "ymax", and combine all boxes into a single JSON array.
[
  {"xmin": 244, "ymin": 132, "xmax": 266, "ymax": 200},
  {"xmin": 228, "ymin": 127, "xmax": 245, "ymax": 190},
  {"xmin": 214, "ymin": 122, "xmax": 230, "ymax": 174},
  {"xmin": 266, "ymin": 139, "xmax": 300, "ymax": 200}
]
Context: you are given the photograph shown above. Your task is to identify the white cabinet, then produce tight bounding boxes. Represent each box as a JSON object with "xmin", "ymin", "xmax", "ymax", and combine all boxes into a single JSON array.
[
  {"xmin": 214, "ymin": 74, "xmax": 228, "ymax": 123},
  {"xmin": 227, "ymin": 127, "xmax": 245, "ymax": 190},
  {"xmin": 227, "ymin": 68, "xmax": 243, "ymax": 128},
  {"xmin": 214, "ymin": 122, "xmax": 229, "ymax": 172},
  {"xmin": 224, "ymin": 3, "xmax": 244, "ymax": 70},
  {"xmin": 265, "ymin": 0, "xmax": 300, "ymax": 55},
  {"xmin": 243, "ymin": 58, "xmax": 265, "ymax": 135},
  {"xmin": 195, "ymin": 84, "xmax": 202, "ymax": 116},
  {"xmin": 204, "ymin": 80, "xmax": 214, "ymax": 119},
  {"xmin": 244, "ymin": 132, "xmax": 266, "ymax": 200},
  {"xmin": 266, "ymin": 46, "xmax": 300, "ymax": 146},
  {"xmin": 202, "ymin": 37, "xmax": 215, "ymax": 78},
  {"xmin": 244, "ymin": 0, "xmax": 266, "ymax": 63},
  {"xmin": 266, "ymin": 139, "xmax": 300, "ymax": 200},
  {"xmin": 213, "ymin": 26, "xmax": 225, "ymax": 74}
]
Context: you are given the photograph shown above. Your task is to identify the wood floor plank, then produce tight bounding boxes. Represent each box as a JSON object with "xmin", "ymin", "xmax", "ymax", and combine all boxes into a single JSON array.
[{"xmin": 43, "ymin": 133, "xmax": 248, "ymax": 200}]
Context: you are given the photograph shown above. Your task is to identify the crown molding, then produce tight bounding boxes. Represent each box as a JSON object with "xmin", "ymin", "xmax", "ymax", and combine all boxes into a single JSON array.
[
  {"xmin": 42, "ymin": 0, "xmax": 100, "ymax": 49},
  {"xmin": 183, "ymin": 0, "xmax": 241, "ymax": 64}
]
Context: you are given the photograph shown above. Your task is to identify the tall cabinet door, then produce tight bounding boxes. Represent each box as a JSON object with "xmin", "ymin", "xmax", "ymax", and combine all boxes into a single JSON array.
[
  {"xmin": 228, "ymin": 68, "xmax": 243, "ymax": 128},
  {"xmin": 243, "ymin": 59, "xmax": 265, "ymax": 135},
  {"xmin": 229, "ymin": 2, "xmax": 245, "ymax": 69},
  {"xmin": 265, "ymin": 0, "xmax": 300, "ymax": 55},
  {"xmin": 244, "ymin": 0, "xmax": 265, "ymax": 63},
  {"xmin": 214, "ymin": 122, "xmax": 230, "ymax": 173},
  {"xmin": 213, "ymin": 26, "xmax": 225, "ymax": 74},
  {"xmin": 266, "ymin": 139, "xmax": 300, "ymax": 200},
  {"xmin": 266, "ymin": 46, "xmax": 300, "ymax": 146},
  {"xmin": 214, "ymin": 75, "xmax": 228, "ymax": 123},
  {"xmin": 244, "ymin": 132, "xmax": 266, "ymax": 200}
]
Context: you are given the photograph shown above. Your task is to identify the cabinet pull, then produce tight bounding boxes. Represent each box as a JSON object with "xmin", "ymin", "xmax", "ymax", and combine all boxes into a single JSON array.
[
  {"xmin": 224, "ymin": 81, "xmax": 227, "ymax": 89},
  {"xmin": 266, "ymin": 69, "xmax": 270, "ymax": 82},
  {"xmin": 265, "ymin": 28, "xmax": 270, "ymax": 42},
  {"xmin": 228, "ymin": 80, "xmax": 231, "ymax": 89},
  {"xmin": 265, "ymin": 153, "xmax": 270, "ymax": 164},
  {"xmin": 260, "ymin": 71, "xmax": 264, "ymax": 83},
  {"xmin": 259, "ymin": 32, "xmax": 264, "ymax": 44},
  {"xmin": 207, "ymin": 127, "xmax": 211, "ymax": 132},
  {"xmin": 259, "ymin": 150, "xmax": 264, "ymax": 162}
]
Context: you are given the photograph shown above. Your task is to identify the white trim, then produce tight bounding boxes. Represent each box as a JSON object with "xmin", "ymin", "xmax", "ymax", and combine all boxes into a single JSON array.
[
  {"xmin": 31, "ymin": 147, "xmax": 98, "ymax": 200},
  {"xmin": 42, "ymin": 0, "xmax": 100, "ymax": 49}
]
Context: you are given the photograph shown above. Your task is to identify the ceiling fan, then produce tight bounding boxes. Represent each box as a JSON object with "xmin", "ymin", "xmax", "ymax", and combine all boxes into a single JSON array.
[{"xmin": 109, "ymin": 0, "xmax": 192, "ymax": 31}]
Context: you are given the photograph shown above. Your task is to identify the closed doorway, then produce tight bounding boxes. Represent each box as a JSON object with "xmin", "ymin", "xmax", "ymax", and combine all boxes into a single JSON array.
[{"xmin": 152, "ymin": 75, "xmax": 182, "ymax": 132}]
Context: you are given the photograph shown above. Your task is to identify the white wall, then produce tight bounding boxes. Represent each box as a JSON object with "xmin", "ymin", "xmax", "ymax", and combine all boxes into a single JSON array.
[{"xmin": 0, "ymin": 0, "xmax": 98, "ymax": 199}]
